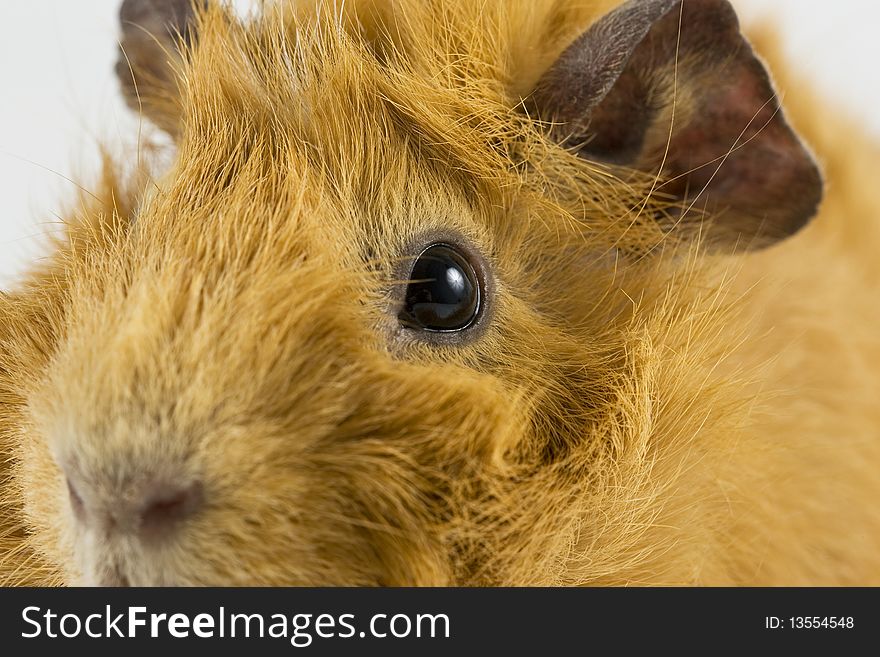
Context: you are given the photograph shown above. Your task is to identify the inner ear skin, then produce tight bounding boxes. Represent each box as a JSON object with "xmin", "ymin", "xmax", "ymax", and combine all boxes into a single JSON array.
[
  {"xmin": 531, "ymin": 0, "xmax": 681, "ymax": 138},
  {"xmin": 116, "ymin": 0, "xmax": 204, "ymax": 137},
  {"xmin": 579, "ymin": 68, "xmax": 654, "ymax": 165},
  {"xmin": 119, "ymin": 0, "xmax": 199, "ymax": 38},
  {"xmin": 654, "ymin": 56, "xmax": 821, "ymax": 242},
  {"xmin": 604, "ymin": 0, "xmax": 821, "ymax": 242},
  {"xmin": 530, "ymin": 0, "xmax": 824, "ymax": 249}
]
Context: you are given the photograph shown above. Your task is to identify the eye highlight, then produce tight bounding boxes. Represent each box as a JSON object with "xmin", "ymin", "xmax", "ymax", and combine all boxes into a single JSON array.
[{"xmin": 398, "ymin": 244, "xmax": 481, "ymax": 333}]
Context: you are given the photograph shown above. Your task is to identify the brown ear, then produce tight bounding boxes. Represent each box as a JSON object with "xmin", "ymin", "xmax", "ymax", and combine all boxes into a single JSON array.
[
  {"xmin": 530, "ymin": 0, "xmax": 823, "ymax": 249},
  {"xmin": 115, "ymin": 0, "xmax": 203, "ymax": 137}
]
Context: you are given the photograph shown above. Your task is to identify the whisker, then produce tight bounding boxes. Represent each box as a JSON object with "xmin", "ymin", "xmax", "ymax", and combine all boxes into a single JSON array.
[
  {"xmin": 676, "ymin": 95, "xmax": 780, "ymax": 226},
  {"xmin": 0, "ymin": 150, "xmax": 102, "ymax": 204},
  {"xmin": 656, "ymin": 99, "xmax": 781, "ymax": 193},
  {"xmin": 116, "ymin": 39, "xmax": 146, "ymax": 171},
  {"xmin": 634, "ymin": 0, "xmax": 684, "ymax": 222}
]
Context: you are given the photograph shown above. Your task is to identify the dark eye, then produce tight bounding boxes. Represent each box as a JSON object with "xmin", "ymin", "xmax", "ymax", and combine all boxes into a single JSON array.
[{"xmin": 398, "ymin": 244, "xmax": 481, "ymax": 332}]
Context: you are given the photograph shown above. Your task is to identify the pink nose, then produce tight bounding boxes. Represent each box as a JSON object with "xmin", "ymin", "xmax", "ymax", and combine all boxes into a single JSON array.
[{"xmin": 67, "ymin": 473, "xmax": 203, "ymax": 540}]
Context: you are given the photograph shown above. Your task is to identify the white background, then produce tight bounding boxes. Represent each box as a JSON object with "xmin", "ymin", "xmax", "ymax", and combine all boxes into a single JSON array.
[{"xmin": 1, "ymin": 0, "xmax": 878, "ymax": 289}]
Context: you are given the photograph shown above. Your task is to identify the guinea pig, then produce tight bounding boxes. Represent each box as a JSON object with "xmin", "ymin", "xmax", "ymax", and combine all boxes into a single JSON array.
[{"xmin": 1, "ymin": 0, "xmax": 879, "ymax": 586}]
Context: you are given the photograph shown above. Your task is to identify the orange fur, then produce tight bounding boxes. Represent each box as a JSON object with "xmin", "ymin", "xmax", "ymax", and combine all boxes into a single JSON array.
[{"xmin": 1, "ymin": 0, "xmax": 878, "ymax": 585}]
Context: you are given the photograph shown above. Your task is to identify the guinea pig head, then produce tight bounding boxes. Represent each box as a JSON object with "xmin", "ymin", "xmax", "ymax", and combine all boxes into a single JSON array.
[{"xmin": 2, "ymin": 0, "xmax": 821, "ymax": 586}]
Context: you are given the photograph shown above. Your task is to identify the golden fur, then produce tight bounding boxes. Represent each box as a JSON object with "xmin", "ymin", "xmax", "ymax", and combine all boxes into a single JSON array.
[{"xmin": 1, "ymin": 0, "xmax": 878, "ymax": 585}]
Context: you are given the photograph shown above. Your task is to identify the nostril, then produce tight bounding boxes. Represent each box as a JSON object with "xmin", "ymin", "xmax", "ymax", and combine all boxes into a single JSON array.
[
  {"xmin": 63, "ymin": 465, "xmax": 202, "ymax": 538},
  {"xmin": 139, "ymin": 481, "xmax": 203, "ymax": 538}
]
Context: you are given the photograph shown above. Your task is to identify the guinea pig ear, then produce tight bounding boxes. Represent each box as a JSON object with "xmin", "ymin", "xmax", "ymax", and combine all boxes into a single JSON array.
[
  {"xmin": 115, "ymin": 0, "xmax": 203, "ymax": 137},
  {"xmin": 530, "ymin": 0, "xmax": 823, "ymax": 250}
]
